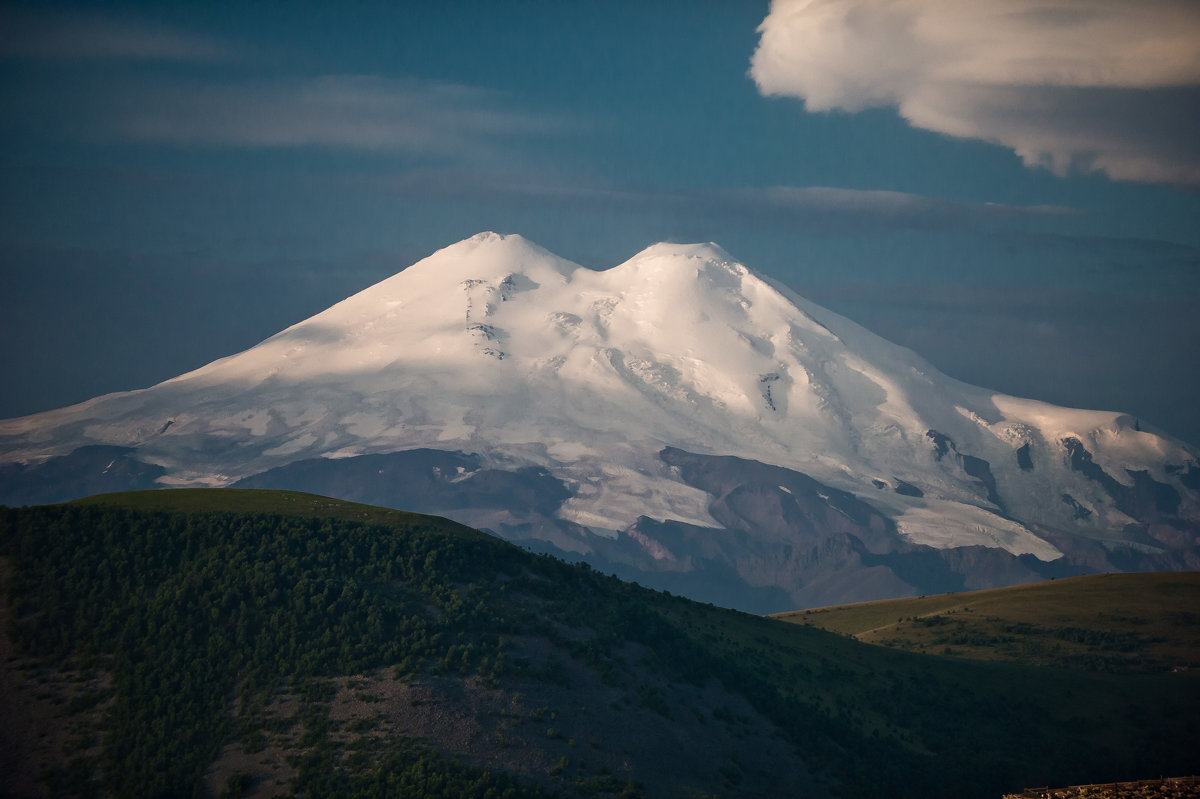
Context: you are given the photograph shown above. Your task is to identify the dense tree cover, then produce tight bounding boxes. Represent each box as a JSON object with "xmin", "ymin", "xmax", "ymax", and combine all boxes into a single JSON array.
[
  {"xmin": 0, "ymin": 503, "xmax": 542, "ymax": 796},
  {"xmin": 0, "ymin": 500, "xmax": 705, "ymax": 796},
  {"xmin": 1, "ymin": 495, "xmax": 1197, "ymax": 798},
  {"xmin": 288, "ymin": 736, "xmax": 544, "ymax": 799}
]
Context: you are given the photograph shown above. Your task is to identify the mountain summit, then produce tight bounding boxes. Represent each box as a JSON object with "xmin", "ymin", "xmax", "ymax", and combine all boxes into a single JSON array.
[{"xmin": 2, "ymin": 233, "xmax": 1197, "ymax": 610}]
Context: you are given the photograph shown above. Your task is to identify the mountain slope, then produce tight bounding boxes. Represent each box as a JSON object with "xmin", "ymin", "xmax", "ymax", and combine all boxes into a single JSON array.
[
  {"xmin": 777, "ymin": 572, "xmax": 1200, "ymax": 673},
  {"xmin": 2, "ymin": 490, "xmax": 1197, "ymax": 798},
  {"xmin": 1, "ymin": 233, "xmax": 1197, "ymax": 609}
]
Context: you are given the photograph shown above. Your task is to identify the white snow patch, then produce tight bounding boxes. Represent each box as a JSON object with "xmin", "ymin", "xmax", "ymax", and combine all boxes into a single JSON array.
[
  {"xmin": 547, "ymin": 441, "xmax": 598, "ymax": 461},
  {"xmin": 156, "ymin": 471, "xmax": 233, "ymax": 488},
  {"xmin": 262, "ymin": 434, "xmax": 318, "ymax": 457},
  {"xmin": 954, "ymin": 405, "xmax": 989, "ymax": 428},
  {"xmin": 435, "ymin": 407, "xmax": 476, "ymax": 442},
  {"xmin": 324, "ymin": 446, "xmax": 365, "ymax": 460},
  {"xmin": 897, "ymin": 500, "xmax": 1062, "ymax": 561},
  {"xmin": 341, "ymin": 412, "xmax": 390, "ymax": 439},
  {"xmin": 2, "ymin": 232, "xmax": 1196, "ymax": 560}
]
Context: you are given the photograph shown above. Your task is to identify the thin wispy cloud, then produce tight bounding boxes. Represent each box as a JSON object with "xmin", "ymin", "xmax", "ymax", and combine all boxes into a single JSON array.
[
  {"xmin": 711, "ymin": 186, "xmax": 1075, "ymax": 226},
  {"xmin": 750, "ymin": 0, "xmax": 1200, "ymax": 185},
  {"xmin": 0, "ymin": 8, "xmax": 237, "ymax": 62},
  {"xmin": 1, "ymin": 11, "xmax": 561, "ymax": 162},
  {"xmin": 356, "ymin": 168, "xmax": 1077, "ymax": 231},
  {"xmin": 96, "ymin": 75, "xmax": 563, "ymax": 159}
]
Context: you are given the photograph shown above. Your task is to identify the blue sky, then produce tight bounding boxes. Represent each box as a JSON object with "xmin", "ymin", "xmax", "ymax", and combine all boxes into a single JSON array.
[{"xmin": 2, "ymin": 0, "xmax": 1199, "ymax": 444}]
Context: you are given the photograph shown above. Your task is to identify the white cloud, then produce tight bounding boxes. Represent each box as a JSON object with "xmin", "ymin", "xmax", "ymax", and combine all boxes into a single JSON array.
[
  {"xmin": 722, "ymin": 185, "xmax": 1073, "ymax": 219},
  {"xmin": 750, "ymin": 0, "xmax": 1200, "ymax": 185},
  {"xmin": 101, "ymin": 76, "xmax": 560, "ymax": 157}
]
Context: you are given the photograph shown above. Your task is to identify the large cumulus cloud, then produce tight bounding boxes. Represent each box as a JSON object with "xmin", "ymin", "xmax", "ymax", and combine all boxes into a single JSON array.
[{"xmin": 750, "ymin": 0, "xmax": 1200, "ymax": 185}]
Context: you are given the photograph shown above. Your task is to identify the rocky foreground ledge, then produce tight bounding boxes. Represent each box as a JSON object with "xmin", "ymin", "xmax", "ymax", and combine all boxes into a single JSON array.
[{"xmin": 1005, "ymin": 776, "xmax": 1200, "ymax": 799}]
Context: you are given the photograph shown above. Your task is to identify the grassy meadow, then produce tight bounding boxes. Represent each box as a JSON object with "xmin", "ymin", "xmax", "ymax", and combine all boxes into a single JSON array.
[{"xmin": 774, "ymin": 573, "xmax": 1200, "ymax": 673}]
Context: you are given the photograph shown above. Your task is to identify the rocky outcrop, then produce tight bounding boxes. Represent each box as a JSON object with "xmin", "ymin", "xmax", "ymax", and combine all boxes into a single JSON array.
[{"xmin": 0, "ymin": 445, "xmax": 164, "ymax": 506}]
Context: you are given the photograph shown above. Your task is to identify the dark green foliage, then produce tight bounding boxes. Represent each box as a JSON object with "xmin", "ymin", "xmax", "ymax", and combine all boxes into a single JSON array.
[
  {"xmin": 41, "ymin": 754, "xmax": 100, "ymax": 799},
  {"xmin": 0, "ymin": 501, "xmax": 538, "ymax": 797},
  {"xmin": 289, "ymin": 736, "xmax": 541, "ymax": 798},
  {"xmin": 2, "ymin": 492, "xmax": 1198, "ymax": 799},
  {"xmin": 219, "ymin": 772, "xmax": 253, "ymax": 799}
]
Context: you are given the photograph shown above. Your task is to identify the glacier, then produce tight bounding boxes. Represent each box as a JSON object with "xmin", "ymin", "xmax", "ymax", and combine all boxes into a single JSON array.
[{"xmin": 2, "ymin": 232, "xmax": 1197, "ymax": 609}]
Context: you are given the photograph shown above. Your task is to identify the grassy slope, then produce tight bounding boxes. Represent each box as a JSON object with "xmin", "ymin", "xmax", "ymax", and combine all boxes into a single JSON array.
[
  {"xmin": 71, "ymin": 488, "xmax": 475, "ymax": 533},
  {"xmin": 774, "ymin": 573, "xmax": 1200, "ymax": 673},
  {"xmin": 2, "ymin": 489, "xmax": 1198, "ymax": 798}
]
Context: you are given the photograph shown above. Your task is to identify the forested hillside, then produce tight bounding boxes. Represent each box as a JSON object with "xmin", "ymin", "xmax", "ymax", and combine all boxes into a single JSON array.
[{"xmin": 1, "ymin": 490, "xmax": 1197, "ymax": 798}]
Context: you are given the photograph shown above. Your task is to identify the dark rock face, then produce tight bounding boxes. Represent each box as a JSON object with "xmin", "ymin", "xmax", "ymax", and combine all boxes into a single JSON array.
[
  {"xmin": 1060, "ymin": 493, "xmax": 1093, "ymax": 520},
  {"xmin": 1038, "ymin": 526, "xmax": 1200, "ymax": 573},
  {"xmin": 220, "ymin": 444, "xmax": 1200, "ymax": 612},
  {"xmin": 582, "ymin": 516, "xmax": 801, "ymax": 614},
  {"xmin": 7, "ymin": 436, "xmax": 1196, "ymax": 613},
  {"xmin": 660, "ymin": 447, "xmax": 899, "ymax": 552},
  {"xmin": 860, "ymin": 545, "xmax": 1078, "ymax": 595},
  {"xmin": 925, "ymin": 429, "xmax": 1001, "ymax": 506},
  {"xmin": 1063, "ymin": 437, "xmax": 1127, "ymax": 500},
  {"xmin": 600, "ymin": 516, "xmax": 914, "ymax": 612},
  {"xmin": 927, "ymin": 430, "xmax": 954, "ymax": 461},
  {"xmin": 234, "ymin": 449, "xmax": 570, "ymax": 517},
  {"xmin": 1170, "ymin": 462, "xmax": 1200, "ymax": 491},
  {"xmin": 1016, "ymin": 443, "xmax": 1034, "ymax": 471},
  {"xmin": 0, "ymin": 445, "xmax": 165, "ymax": 506},
  {"xmin": 961, "ymin": 454, "xmax": 1001, "ymax": 506},
  {"xmin": 638, "ymin": 448, "xmax": 1075, "ymax": 610},
  {"xmin": 1061, "ymin": 437, "xmax": 1185, "ymax": 520},
  {"xmin": 1124, "ymin": 469, "xmax": 1181, "ymax": 515},
  {"xmin": 638, "ymin": 447, "xmax": 1200, "ymax": 610},
  {"xmin": 1048, "ymin": 438, "xmax": 1200, "ymax": 564},
  {"xmin": 233, "ymin": 449, "xmax": 597, "ymax": 557}
]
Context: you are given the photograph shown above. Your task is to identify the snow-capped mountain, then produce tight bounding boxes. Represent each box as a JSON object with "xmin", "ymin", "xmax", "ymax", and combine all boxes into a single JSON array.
[{"xmin": 3, "ymin": 233, "xmax": 1197, "ymax": 610}]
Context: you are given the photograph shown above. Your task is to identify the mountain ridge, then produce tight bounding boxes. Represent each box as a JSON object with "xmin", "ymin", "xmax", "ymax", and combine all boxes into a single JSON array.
[{"xmin": 2, "ymin": 232, "xmax": 1197, "ymax": 609}]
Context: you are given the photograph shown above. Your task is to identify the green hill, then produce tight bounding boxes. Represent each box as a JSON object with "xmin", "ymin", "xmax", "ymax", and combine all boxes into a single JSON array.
[
  {"xmin": 773, "ymin": 573, "xmax": 1200, "ymax": 673},
  {"xmin": 1, "ymin": 490, "xmax": 1198, "ymax": 798}
]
